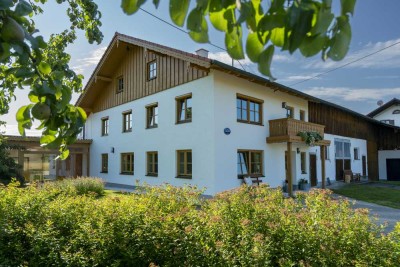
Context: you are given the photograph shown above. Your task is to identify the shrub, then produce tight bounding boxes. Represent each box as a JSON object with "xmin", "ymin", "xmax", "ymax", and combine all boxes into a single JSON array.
[
  {"xmin": 43, "ymin": 177, "xmax": 105, "ymax": 196},
  {"xmin": 0, "ymin": 182, "xmax": 399, "ymax": 266}
]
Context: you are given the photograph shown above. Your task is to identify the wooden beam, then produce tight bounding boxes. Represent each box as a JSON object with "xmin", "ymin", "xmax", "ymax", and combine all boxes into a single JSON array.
[
  {"xmin": 287, "ymin": 142, "xmax": 293, "ymax": 197},
  {"xmin": 320, "ymin": 145, "xmax": 326, "ymax": 189},
  {"xmin": 95, "ymin": 75, "xmax": 112, "ymax": 82}
]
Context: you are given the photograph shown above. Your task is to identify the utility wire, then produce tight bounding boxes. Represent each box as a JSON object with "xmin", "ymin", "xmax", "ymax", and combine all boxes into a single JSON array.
[
  {"xmin": 289, "ymin": 40, "xmax": 400, "ymax": 86},
  {"xmin": 139, "ymin": 7, "xmax": 248, "ymax": 72}
]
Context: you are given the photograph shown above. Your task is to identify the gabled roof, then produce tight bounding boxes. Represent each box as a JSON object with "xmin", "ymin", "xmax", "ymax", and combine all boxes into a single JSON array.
[
  {"xmin": 76, "ymin": 33, "xmax": 400, "ymax": 131},
  {"xmin": 367, "ymin": 98, "xmax": 400, "ymax": 118}
]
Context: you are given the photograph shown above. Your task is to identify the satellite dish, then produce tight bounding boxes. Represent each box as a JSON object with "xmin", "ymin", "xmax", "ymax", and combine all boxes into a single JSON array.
[{"xmin": 377, "ymin": 100, "xmax": 384, "ymax": 106}]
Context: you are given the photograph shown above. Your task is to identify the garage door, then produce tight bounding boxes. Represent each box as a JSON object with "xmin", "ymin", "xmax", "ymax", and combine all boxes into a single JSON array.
[{"xmin": 387, "ymin": 159, "xmax": 400, "ymax": 181}]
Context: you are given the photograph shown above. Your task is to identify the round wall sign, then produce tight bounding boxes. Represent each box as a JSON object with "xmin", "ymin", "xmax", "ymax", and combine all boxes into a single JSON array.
[{"xmin": 224, "ymin": 128, "xmax": 231, "ymax": 135}]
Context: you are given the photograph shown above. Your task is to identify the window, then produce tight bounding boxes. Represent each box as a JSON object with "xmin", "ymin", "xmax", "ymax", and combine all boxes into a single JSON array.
[
  {"xmin": 147, "ymin": 60, "xmax": 157, "ymax": 80},
  {"xmin": 121, "ymin": 153, "xmax": 134, "ymax": 174},
  {"xmin": 237, "ymin": 150, "xmax": 263, "ymax": 177},
  {"xmin": 122, "ymin": 110, "xmax": 132, "ymax": 132},
  {"xmin": 354, "ymin": 147, "xmax": 360, "ymax": 160},
  {"xmin": 177, "ymin": 150, "xmax": 192, "ymax": 178},
  {"xmin": 101, "ymin": 154, "xmax": 108, "ymax": 173},
  {"xmin": 236, "ymin": 94, "xmax": 263, "ymax": 125},
  {"xmin": 300, "ymin": 110, "xmax": 306, "ymax": 121},
  {"xmin": 325, "ymin": 146, "xmax": 330, "ymax": 160},
  {"xmin": 287, "ymin": 106, "xmax": 294, "ymax": 118},
  {"xmin": 393, "ymin": 109, "xmax": 400, "ymax": 114},
  {"xmin": 116, "ymin": 76, "xmax": 124, "ymax": 93},
  {"xmin": 381, "ymin": 119, "xmax": 395, "ymax": 125},
  {"xmin": 176, "ymin": 94, "xmax": 192, "ymax": 123},
  {"xmin": 147, "ymin": 151, "xmax": 158, "ymax": 176},
  {"xmin": 335, "ymin": 139, "xmax": 351, "ymax": 159},
  {"xmin": 300, "ymin": 152, "xmax": 307, "ymax": 174},
  {"xmin": 101, "ymin": 117, "xmax": 109, "ymax": 136},
  {"xmin": 146, "ymin": 103, "xmax": 158, "ymax": 128}
]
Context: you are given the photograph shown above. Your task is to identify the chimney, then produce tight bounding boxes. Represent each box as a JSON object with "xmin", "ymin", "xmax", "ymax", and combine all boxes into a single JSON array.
[{"xmin": 195, "ymin": 48, "xmax": 209, "ymax": 58}]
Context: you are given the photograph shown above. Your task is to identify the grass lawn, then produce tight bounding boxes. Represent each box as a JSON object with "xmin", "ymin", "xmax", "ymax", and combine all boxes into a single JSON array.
[
  {"xmin": 332, "ymin": 184, "xmax": 400, "ymax": 209},
  {"xmin": 376, "ymin": 180, "xmax": 400, "ymax": 186}
]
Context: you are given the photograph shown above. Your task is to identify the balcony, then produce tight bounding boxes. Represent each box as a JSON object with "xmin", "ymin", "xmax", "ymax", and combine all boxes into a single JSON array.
[{"xmin": 266, "ymin": 118, "xmax": 330, "ymax": 145}]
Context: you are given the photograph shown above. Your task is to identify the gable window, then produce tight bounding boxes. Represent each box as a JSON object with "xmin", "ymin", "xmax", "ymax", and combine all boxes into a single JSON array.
[
  {"xmin": 300, "ymin": 110, "xmax": 306, "ymax": 121},
  {"xmin": 381, "ymin": 119, "xmax": 395, "ymax": 125},
  {"xmin": 147, "ymin": 151, "xmax": 158, "ymax": 176},
  {"xmin": 146, "ymin": 103, "xmax": 158, "ymax": 128},
  {"xmin": 177, "ymin": 150, "xmax": 192, "ymax": 178},
  {"xmin": 237, "ymin": 150, "xmax": 263, "ymax": 178},
  {"xmin": 116, "ymin": 76, "xmax": 124, "ymax": 93},
  {"xmin": 354, "ymin": 147, "xmax": 360, "ymax": 160},
  {"xmin": 101, "ymin": 117, "xmax": 109, "ymax": 136},
  {"xmin": 121, "ymin": 153, "xmax": 134, "ymax": 175},
  {"xmin": 176, "ymin": 94, "xmax": 192, "ymax": 123},
  {"xmin": 300, "ymin": 152, "xmax": 307, "ymax": 174},
  {"xmin": 236, "ymin": 94, "xmax": 263, "ymax": 125},
  {"xmin": 147, "ymin": 60, "xmax": 157, "ymax": 80},
  {"xmin": 122, "ymin": 110, "xmax": 132, "ymax": 132},
  {"xmin": 101, "ymin": 154, "xmax": 108, "ymax": 173},
  {"xmin": 393, "ymin": 110, "xmax": 400, "ymax": 114}
]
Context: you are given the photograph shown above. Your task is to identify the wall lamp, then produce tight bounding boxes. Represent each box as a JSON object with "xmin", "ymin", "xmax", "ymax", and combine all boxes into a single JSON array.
[{"xmin": 111, "ymin": 147, "xmax": 115, "ymax": 153}]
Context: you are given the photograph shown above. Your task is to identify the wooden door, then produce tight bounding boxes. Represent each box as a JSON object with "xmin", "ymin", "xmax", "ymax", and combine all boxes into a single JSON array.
[
  {"xmin": 387, "ymin": 159, "xmax": 400, "ymax": 181},
  {"xmin": 75, "ymin": 154, "xmax": 83, "ymax": 177},
  {"xmin": 362, "ymin": 156, "xmax": 367, "ymax": 176},
  {"xmin": 309, "ymin": 154, "xmax": 317, "ymax": 186}
]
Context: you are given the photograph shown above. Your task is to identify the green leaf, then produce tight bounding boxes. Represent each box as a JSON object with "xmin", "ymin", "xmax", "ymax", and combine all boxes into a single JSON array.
[
  {"xmin": 0, "ymin": 0, "xmax": 13, "ymax": 10},
  {"xmin": 76, "ymin": 107, "xmax": 87, "ymax": 121},
  {"xmin": 15, "ymin": 0, "xmax": 33, "ymax": 16},
  {"xmin": 299, "ymin": 35, "xmax": 326, "ymax": 57},
  {"xmin": 311, "ymin": 9, "xmax": 334, "ymax": 35},
  {"xmin": 328, "ymin": 19, "xmax": 351, "ymax": 61},
  {"xmin": 188, "ymin": 17, "xmax": 209, "ymax": 43},
  {"xmin": 16, "ymin": 105, "xmax": 31, "ymax": 122},
  {"xmin": 38, "ymin": 62, "xmax": 51, "ymax": 75},
  {"xmin": 210, "ymin": 9, "xmax": 227, "ymax": 31},
  {"xmin": 170, "ymin": 0, "xmax": 190, "ymax": 27},
  {"xmin": 237, "ymin": 2, "xmax": 252, "ymax": 25},
  {"xmin": 40, "ymin": 135, "xmax": 56, "ymax": 145},
  {"xmin": 59, "ymin": 149, "xmax": 70, "ymax": 160},
  {"xmin": 28, "ymin": 92, "xmax": 39, "ymax": 103},
  {"xmin": 246, "ymin": 32, "xmax": 263, "ymax": 62},
  {"xmin": 287, "ymin": 6, "xmax": 314, "ymax": 53},
  {"xmin": 187, "ymin": 9, "xmax": 204, "ymax": 32},
  {"xmin": 258, "ymin": 45, "xmax": 275, "ymax": 79},
  {"xmin": 341, "ymin": 0, "xmax": 356, "ymax": 16},
  {"xmin": 270, "ymin": 27, "xmax": 285, "ymax": 47},
  {"xmin": 121, "ymin": 0, "xmax": 145, "ymax": 15},
  {"xmin": 225, "ymin": 26, "xmax": 244, "ymax": 60}
]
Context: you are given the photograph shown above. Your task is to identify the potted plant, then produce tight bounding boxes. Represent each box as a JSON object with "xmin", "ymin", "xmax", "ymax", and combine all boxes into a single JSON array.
[
  {"xmin": 297, "ymin": 131, "xmax": 323, "ymax": 146},
  {"xmin": 298, "ymin": 178, "xmax": 310, "ymax": 190}
]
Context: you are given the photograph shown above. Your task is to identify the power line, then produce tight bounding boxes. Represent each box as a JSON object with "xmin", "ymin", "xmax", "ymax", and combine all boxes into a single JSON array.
[
  {"xmin": 139, "ymin": 7, "xmax": 248, "ymax": 72},
  {"xmin": 289, "ymin": 40, "xmax": 400, "ymax": 86}
]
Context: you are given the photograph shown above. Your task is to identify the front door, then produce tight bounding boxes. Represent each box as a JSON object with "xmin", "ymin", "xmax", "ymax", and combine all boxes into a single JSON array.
[
  {"xmin": 310, "ymin": 154, "xmax": 317, "ymax": 186},
  {"xmin": 75, "ymin": 154, "xmax": 83, "ymax": 177},
  {"xmin": 362, "ymin": 156, "xmax": 367, "ymax": 177}
]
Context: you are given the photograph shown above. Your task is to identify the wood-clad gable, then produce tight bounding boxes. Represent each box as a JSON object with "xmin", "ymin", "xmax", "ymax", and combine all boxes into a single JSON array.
[{"xmin": 91, "ymin": 45, "xmax": 208, "ymax": 112}]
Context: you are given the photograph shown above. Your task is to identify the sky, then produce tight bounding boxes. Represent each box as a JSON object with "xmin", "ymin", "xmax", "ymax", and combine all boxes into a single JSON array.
[{"xmin": 2, "ymin": 0, "xmax": 400, "ymax": 135}]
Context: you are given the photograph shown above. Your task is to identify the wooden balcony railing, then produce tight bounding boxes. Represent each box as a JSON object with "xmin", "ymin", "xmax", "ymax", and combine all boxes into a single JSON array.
[{"xmin": 267, "ymin": 118, "xmax": 328, "ymax": 144}]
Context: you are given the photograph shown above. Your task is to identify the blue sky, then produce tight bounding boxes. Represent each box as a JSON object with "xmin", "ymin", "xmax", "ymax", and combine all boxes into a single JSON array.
[{"xmin": 2, "ymin": 0, "xmax": 400, "ymax": 135}]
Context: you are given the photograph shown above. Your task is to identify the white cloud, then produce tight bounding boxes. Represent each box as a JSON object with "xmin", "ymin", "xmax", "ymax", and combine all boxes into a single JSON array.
[
  {"xmin": 2, "ymin": 124, "xmax": 41, "ymax": 136},
  {"xmin": 303, "ymin": 87, "xmax": 400, "ymax": 102},
  {"xmin": 277, "ymin": 74, "xmax": 320, "ymax": 83},
  {"xmin": 305, "ymin": 38, "xmax": 400, "ymax": 70},
  {"xmin": 71, "ymin": 46, "xmax": 107, "ymax": 74}
]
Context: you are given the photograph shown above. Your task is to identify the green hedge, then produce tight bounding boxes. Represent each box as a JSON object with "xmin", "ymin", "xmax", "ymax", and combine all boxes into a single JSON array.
[{"xmin": 0, "ymin": 182, "xmax": 399, "ymax": 266}]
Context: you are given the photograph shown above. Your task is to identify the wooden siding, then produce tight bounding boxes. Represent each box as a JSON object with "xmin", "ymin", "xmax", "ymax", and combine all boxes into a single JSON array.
[
  {"xmin": 92, "ymin": 46, "xmax": 208, "ymax": 112},
  {"xmin": 309, "ymin": 102, "xmax": 400, "ymax": 180}
]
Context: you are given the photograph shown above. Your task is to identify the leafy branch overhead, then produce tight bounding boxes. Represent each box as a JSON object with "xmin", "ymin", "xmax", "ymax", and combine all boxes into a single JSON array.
[
  {"xmin": 0, "ymin": 0, "xmax": 355, "ymax": 159},
  {"xmin": 121, "ymin": 0, "xmax": 356, "ymax": 79},
  {"xmin": 0, "ymin": 0, "xmax": 103, "ymax": 159}
]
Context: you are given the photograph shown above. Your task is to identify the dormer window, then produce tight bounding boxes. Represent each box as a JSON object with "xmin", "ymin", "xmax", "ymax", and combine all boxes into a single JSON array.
[
  {"xmin": 116, "ymin": 76, "xmax": 124, "ymax": 93},
  {"xmin": 147, "ymin": 60, "xmax": 157, "ymax": 80}
]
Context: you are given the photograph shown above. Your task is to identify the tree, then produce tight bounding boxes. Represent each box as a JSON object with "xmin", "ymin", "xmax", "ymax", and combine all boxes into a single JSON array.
[
  {"xmin": 0, "ymin": 0, "xmax": 356, "ymax": 158},
  {"xmin": 0, "ymin": 130, "xmax": 24, "ymax": 185}
]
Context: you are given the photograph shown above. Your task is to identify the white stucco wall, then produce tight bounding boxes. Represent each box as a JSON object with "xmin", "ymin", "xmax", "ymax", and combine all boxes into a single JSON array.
[
  {"xmin": 378, "ymin": 150, "xmax": 400, "ymax": 180},
  {"xmin": 86, "ymin": 76, "xmax": 218, "ymax": 195},
  {"xmin": 372, "ymin": 105, "xmax": 400, "ymax": 126}
]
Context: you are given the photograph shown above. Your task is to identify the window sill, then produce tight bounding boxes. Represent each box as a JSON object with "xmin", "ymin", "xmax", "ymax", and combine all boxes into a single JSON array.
[
  {"xmin": 100, "ymin": 171, "xmax": 108, "ymax": 174},
  {"xmin": 237, "ymin": 120, "xmax": 263, "ymax": 126},
  {"xmin": 146, "ymin": 125, "xmax": 158, "ymax": 129},
  {"xmin": 101, "ymin": 134, "xmax": 109, "ymax": 137},
  {"xmin": 122, "ymin": 130, "xmax": 132, "ymax": 133},
  {"xmin": 146, "ymin": 174, "xmax": 158, "ymax": 177},
  {"xmin": 175, "ymin": 176, "xmax": 192, "ymax": 179},
  {"xmin": 116, "ymin": 90, "xmax": 123, "ymax": 94},
  {"xmin": 120, "ymin": 172, "xmax": 134, "ymax": 175},
  {"xmin": 148, "ymin": 77, "xmax": 157, "ymax": 81},
  {"xmin": 237, "ymin": 175, "xmax": 265, "ymax": 179},
  {"xmin": 176, "ymin": 120, "xmax": 192, "ymax": 125}
]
